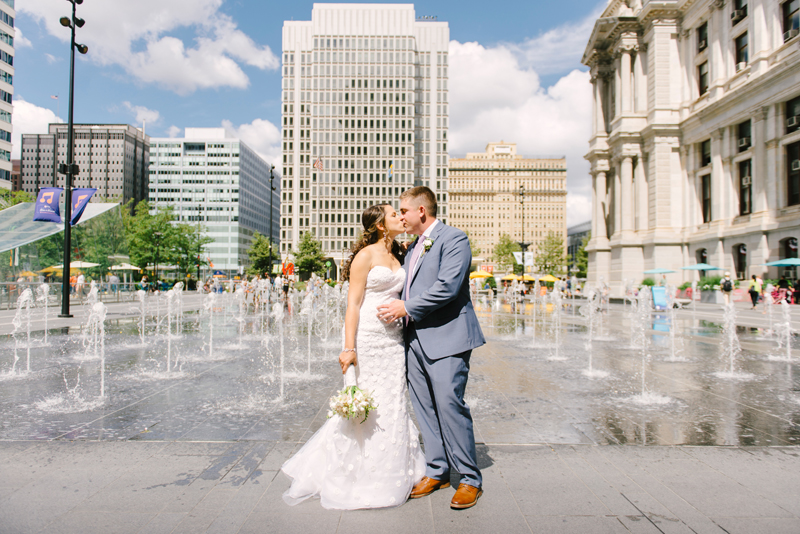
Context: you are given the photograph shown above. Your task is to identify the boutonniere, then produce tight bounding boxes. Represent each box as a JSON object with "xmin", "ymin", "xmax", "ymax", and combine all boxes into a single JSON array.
[{"xmin": 423, "ymin": 238, "xmax": 434, "ymax": 253}]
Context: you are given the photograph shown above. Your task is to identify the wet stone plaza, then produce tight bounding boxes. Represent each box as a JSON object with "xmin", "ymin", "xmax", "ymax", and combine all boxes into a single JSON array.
[{"xmin": 1, "ymin": 287, "xmax": 800, "ymax": 533}]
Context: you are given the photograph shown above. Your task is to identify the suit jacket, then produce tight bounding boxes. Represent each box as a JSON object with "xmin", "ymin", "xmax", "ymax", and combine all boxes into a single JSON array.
[{"xmin": 402, "ymin": 221, "xmax": 486, "ymax": 359}]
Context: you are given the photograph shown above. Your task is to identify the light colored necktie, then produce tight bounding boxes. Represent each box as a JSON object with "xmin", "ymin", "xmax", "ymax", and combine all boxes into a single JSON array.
[{"xmin": 405, "ymin": 238, "xmax": 425, "ymax": 297}]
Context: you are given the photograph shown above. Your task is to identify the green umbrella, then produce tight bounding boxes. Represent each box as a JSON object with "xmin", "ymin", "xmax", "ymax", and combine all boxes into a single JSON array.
[
  {"xmin": 763, "ymin": 258, "xmax": 800, "ymax": 267},
  {"xmin": 681, "ymin": 263, "xmax": 721, "ymax": 271},
  {"xmin": 643, "ymin": 268, "xmax": 675, "ymax": 274}
]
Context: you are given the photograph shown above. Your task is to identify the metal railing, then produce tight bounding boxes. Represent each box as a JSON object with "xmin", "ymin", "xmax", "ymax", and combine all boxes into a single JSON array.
[{"xmin": 0, "ymin": 282, "xmax": 150, "ymax": 311}]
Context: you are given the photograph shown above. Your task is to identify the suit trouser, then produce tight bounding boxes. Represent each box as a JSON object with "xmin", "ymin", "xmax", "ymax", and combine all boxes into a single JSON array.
[{"xmin": 406, "ymin": 325, "xmax": 482, "ymax": 488}]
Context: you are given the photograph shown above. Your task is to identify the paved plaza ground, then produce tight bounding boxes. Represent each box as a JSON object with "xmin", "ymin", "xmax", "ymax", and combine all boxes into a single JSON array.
[{"xmin": 0, "ymin": 295, "xmax": 799, "ymax": 533}]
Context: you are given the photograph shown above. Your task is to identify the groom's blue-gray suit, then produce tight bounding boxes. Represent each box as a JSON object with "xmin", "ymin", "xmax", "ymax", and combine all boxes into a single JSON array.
[{"xmin": 402, "ymin": 220, "xmax": 485, "ymax": 488}]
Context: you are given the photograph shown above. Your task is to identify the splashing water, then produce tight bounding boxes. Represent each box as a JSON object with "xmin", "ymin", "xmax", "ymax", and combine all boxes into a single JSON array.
[
  {"xmin": 272, "ymin": 302, "xmax": 286, "ymax": 399},
  {"xmin": 11, "ymin": 288, "xmax": 34, "ymax": 373},
  {"xmin": 715, "ymin": 302, "xmax": 753, "ymax": 379},
  {"xmin": 580, "ymin": 288, "xmax": 607, "ymax": 378},
  {"xmin": 84, "ymin": 302, "xmax": 107, "ymax": 397},
  {"xmin": 204, "ymin": 292, "xmax": 217, "ymax": 359},
  {"xmin": 547, "ymin": 287, "xmax": 565, "ymax": 361},
  {"xmin": 665, "ymin": 286, "xmax": 684, "ymax": 361},
  {"xmin": 36, "ymin": 283, "xmax": 50, "ymax": 345}
]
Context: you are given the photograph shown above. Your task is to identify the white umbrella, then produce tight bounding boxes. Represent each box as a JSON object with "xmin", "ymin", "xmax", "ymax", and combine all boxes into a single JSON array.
[
  {"xmin": 52, "ymin": 261, "xmax": 100, "ymax": 268},
  {"xmin": 110, "ymin": 263, "xmax": 141, "ymax": 271}
]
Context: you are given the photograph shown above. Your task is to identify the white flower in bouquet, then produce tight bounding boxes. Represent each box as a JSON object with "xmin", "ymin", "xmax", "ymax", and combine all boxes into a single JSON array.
[{"xmin": 328, "ymin": 385, "xmax": 377, "ymax": 423}]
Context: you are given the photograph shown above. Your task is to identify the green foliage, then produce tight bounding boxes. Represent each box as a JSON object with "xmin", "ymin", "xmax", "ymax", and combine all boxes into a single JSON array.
[
  {"xmin": 699, "ymin": 275, "xmax": 722, "ymax": 289},
  {"xmin": 124, "ymin": 201, "xmax": 177, "ymax": 273},
  {"xmin": 485, "ymin": 275, "xmax": 497, "ymax": 289},
  {"xmin": 246, "ymin": 232, "xmax": 276, "ymax": 276},
  {"xmin": 464, "ymin": 230, "xmax": 481, "ymax": 257},
  {"xmin": 0, "ymin": 189, "xmax": 34, "ymax": 209},
  {"xmin": 678, "ymin": 281, "xmax": 692, "ymax": 290},
  {"xmin": 575, "ymin": 231, "xmax": 590, "ymax": 278},
  {"xmin": 641, "ymin": 277, "xmax": 656, "ymax": 286},
  {"xmin": 493, "ymin": 233, "xmax": 520, "ymax": 271},
  {"xmin": 171, "ymin": 222, "xmax": 213, "ymax": 277},
  {"xmin": 294, "ymin": 231, "xmax": 326, "ymax": 277},
  {"xmin": 534, "ymin": 231, "xmax": 567, "ymax": 275}
]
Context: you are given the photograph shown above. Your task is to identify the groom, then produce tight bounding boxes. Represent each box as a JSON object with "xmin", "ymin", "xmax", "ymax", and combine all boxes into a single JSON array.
[{"xmin": 377, "ymin": 186, "xmax": 486, "ymax": 509}]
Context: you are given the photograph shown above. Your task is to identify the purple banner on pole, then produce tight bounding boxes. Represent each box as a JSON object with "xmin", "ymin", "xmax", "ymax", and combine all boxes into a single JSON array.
[
  {"xmin": 70, "ymin": 188, "xmax": 97, "ymax": 226},
  {"xmin": 33, "ymin": 187, "xmax": 63, "ymax": 223}
]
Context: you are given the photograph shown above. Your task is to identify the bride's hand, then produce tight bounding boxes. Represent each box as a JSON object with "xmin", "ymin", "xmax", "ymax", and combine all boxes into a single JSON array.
[{"xmin": 339, "ymin": 351, "xmax": 357, "ymax": 373}]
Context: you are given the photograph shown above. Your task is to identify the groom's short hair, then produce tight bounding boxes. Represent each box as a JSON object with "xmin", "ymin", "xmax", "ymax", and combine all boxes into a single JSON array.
[{"xmin": 400, "ymin": 186, "xmax": 438, "ymax": 217}]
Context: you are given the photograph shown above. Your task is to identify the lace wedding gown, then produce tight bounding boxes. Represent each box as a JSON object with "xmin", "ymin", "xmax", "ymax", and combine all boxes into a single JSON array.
[{"xmin": 281, "ymin": 266, "xmax": 426, "ymax": 509}]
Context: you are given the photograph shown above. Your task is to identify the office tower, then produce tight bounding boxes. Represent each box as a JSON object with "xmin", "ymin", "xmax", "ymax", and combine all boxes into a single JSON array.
[
  {"xmin": 149, "ymin": 128, "xmax": 279, "ymax": 275},
  {"xmin": 20, "ymin": 124, "xmax": 149, "ymax": 204},
  {"xmin": 282, "ymin": 4, "xmax": 450, "ymax": 270},
  {"xmin": 0, "ymin": 0, "xmax": 13, "ymax": 189},
  {"xmin": 450, "ymin": 142, "xmax": 567, "ymax": 271}
]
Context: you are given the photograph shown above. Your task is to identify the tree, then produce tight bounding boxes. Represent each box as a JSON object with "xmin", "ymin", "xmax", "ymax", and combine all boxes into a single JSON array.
[
  {"xmin": 123, "ymin": 201, "xmax": 178, "ymax": 273},
  {"xmin": 246, "ymin": 232, "xmax": 276, "ymax": 276},
  {"xmin": 294, "ymin": 231, "xmax": 326, "ymax": 278},
  {"xmin": 77, "ymin": 203, "xmax": 129, "ymax": 274},
  {"xmin": 0, "ymin": 189, "xmax": 34, "ymax": 209},
  {"xmin": 464, "ymin": 230, "xmax": 481, "ymax": 258},
  {"xmin": 575, "ymin": 231, "xmax": 591, "ymax": 278},
  {"xmin": 172, "ymin": 223, "xmax": 213, "ymax": 278},
  {"xmin": 535, "ymin": 231, "xmax": 567, "ymax": 275},
  {"xmin": 493, "ymin": 233, "xmax": 520, "ymax": 271}
]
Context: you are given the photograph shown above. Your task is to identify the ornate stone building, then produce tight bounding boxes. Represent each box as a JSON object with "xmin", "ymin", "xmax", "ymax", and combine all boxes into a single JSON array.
[{"xmin": 583, "ymin": 0, "xmax": 800, "ymax": 290}]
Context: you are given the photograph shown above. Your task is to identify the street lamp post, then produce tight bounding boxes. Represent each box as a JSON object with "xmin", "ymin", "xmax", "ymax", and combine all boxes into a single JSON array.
[
  {"xmin": 153, "ymin": 231, "xmax": 163, "ymax": 283},
  {"xmin": 58, "ymin": 0, "xmax": 89, "ymax": 318},
  {"xmin": 518, "ymin": 185, "xmax": 530, "ymax": 275},
  {"xmin": 268, "ymin": 165, "xmax": 276, "ymax": 275}
]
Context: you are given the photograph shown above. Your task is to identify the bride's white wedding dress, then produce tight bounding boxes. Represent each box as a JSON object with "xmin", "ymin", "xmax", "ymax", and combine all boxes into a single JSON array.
[{"xmin": 281, "ymin": 266, "xmax": 426, "ymax": 509}]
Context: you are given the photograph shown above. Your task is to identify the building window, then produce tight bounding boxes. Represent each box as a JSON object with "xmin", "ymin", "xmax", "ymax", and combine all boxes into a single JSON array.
[
  {"xmin": 701, "ymin": 174, "xmax": 712, "ymax": 222},
  {"xmin": 698, "ymin": 61, "xmax": 709, "ymax": 95},
  {"xmin": 734, "ymin": 244, "xmax": 747, "ymax": 279},
  {"xmin": 787, "ymin": 95, "xmax": 800, "ymax": 134},
  {"xmin": 783, "ymin": 0, "xmax": 799, "ymax": 41},
  {"xmin": 732, "ymin": 0, "xmax": 748, "ymax": 25},
  {"xmin": 737, "ymin": 120, "xmax": 751, "ymax": 151},
  {"xmin": 788, "ymin": 141, "xmax": 800, "ymax": 206},
  {"xmin": 701, "ymin": 139, "xmax": 712, "ymax": 167},
  {"xmin": 739, "ymin": 159, "xmax": 752, "ymax": 215},
  {"xmin": 735, "ymin": 33, "xmax": 748, "ymax": 70},
  {"xmin": 697, "ymin": 22, "xmax": 708, "ymax": 52}
]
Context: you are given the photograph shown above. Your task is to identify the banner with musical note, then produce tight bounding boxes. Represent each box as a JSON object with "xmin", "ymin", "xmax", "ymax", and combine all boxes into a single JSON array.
[
  {"xmin": 70, "ymin": 188, "xmax": 97, "ymax": 226},
  {"xmin": 33, "ymin": 188, "xmax": 63, "ymax": 223}
]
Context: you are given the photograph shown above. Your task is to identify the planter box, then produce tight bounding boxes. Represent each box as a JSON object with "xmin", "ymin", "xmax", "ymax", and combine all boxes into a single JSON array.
[{"xmin": 700, "ymin": 290, "xmax": 725, "ymax": 304}]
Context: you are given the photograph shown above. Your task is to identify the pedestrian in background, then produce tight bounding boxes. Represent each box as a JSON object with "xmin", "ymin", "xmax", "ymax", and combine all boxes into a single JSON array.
[{"xmin": 747, "ymin": 274, "xmax": 762, "ymax": 310}]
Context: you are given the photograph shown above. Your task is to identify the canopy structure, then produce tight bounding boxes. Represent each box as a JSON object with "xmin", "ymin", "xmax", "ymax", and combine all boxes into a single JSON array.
[
  {"xmin": 469, "ymin": 270, "xmax": 492, "ymax": 279},
  {"xmin": 53, "ymin": 261, "xmax": 100, "ymax": 268},
  {"xmin": 521, "ymin": 275, "xmax": 538, "ymax": 282},
  {"xmin": 539, "ymin": 274, "xmax": 559, "ymax": 282},
  {"xmin": 763, "ymin": 258, "xmax": 800, "ymax": 267},
  {"xmin": 681, "ymin": 263, "xmax": 721, "ymax": 271},
  {"xmin": 110, "ymin": 263, "xmax": 141, "ymax": 271},
  {"xmin": 0, "ymin": 202, "xmax": 120, "ymax": 254},
  {"xmin": 500, "ymin": 274, "xmax": 521, "ymax": 281},
  {"xmin": 644, "ymin": 268, "xmax": 676, "ymax": 274}
]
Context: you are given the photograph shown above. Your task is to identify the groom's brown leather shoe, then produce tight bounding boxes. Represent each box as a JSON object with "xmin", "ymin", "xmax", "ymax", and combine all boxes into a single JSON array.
[
  {"xmin": 409, "ymin": 477, "xmax": 450, "ymax": 498},
  {"xmin": 450, "ymin": 483, "xmax": 482, "ymax": 509}
]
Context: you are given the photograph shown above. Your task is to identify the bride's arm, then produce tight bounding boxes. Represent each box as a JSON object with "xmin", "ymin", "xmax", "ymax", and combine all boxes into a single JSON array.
[{"xmin": 339, "ymin": 249, "xmax": 371, "ymax": 373}]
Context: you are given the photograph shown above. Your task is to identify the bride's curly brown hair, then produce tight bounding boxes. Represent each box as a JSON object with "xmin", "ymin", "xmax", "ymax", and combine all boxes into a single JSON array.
[{"xmin": 340, "ymin": 203, "xmax": 404, "ymax": 282}]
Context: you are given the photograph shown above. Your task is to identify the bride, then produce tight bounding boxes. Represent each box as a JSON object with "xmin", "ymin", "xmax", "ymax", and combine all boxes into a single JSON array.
[{"xmin": 281, "ymin": 203, "xmax": 426, "ymax": 509}]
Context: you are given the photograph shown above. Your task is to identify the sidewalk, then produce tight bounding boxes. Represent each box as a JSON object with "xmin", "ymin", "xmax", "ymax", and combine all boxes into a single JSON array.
[{"xmin": 2, "ymin": 440, "xmax": 798, "ymax": 534}]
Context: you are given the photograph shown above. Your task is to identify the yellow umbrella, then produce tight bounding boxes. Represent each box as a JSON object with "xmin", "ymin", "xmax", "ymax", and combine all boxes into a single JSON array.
[
  {"xmin": 38, "ymin": 266, "xmax": 60, "ymax": 274},
  {"xmin": 501, "ymin": 274, "xmax": 522, "ymax": 281},
  {"xmin": 469, "ymin": 270, "xmax": 493, "ymax": 279},
  {"xmin": 18, "ymin": 271, "xmax": 37, "ymax": 277},
  {"xmin": 540, "ymin": 274, "xmax": 559, "ymax": 283},
  {"xmin": 521, "ymin": 274, "xmax": 538, "ymax": 282}
]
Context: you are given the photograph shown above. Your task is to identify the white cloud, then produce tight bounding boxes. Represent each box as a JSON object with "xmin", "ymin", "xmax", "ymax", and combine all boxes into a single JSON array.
[
  {"xmin": 15, "ymin": 27, "xmax": 32, "ymax": 48},
  {"xmin": 11, "ymin": 97, "xmax": 63, "ymax": 159},
  {"xmin": 448, "ymin": 40, "xmax": 593, "ymax": 228},
  {"xmin": 506, "ymin": 5, "xmax": 604, "ymax": 76},
  {"xmin": 167, "ymin": 126, "xmax": 182, "ymax": 138},
  {"xmin": 44, "ymin": 53, "xmax": 59, "ymax": 64},
  {"xmin": 19, "ymin": 0, "xmax": 279, "ymax": 95},
  {"xmin": 221, "ymin": 118, "xmax": 282, "ymax": 170},
  {"xmin": 122, "ymin": 102, "xmax": 161, "ymax": 126}
]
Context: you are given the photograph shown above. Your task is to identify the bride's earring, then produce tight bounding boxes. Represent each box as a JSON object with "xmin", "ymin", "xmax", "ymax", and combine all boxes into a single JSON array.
[{"xmin": 383, "ymin": 231, "xmax": 390, "ymax": 247}]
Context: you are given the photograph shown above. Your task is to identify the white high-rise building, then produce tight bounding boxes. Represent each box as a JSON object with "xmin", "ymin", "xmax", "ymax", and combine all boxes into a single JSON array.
[
  {"xmin": 0, "ymin": 0, "xmax": 13, "ymax": 189},
  {"xmin": 281, "ymin": 3, "xmax": 450, "ymax": 270},
  {"xmin": 149, "ymin": 128, "xmax": 279, "ymax": 275}
]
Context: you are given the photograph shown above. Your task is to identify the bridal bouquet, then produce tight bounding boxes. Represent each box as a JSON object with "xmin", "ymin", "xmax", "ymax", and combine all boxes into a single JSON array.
[{"xmin": 327, "ymin": 365, "xmax": 377, "ymax": 423}]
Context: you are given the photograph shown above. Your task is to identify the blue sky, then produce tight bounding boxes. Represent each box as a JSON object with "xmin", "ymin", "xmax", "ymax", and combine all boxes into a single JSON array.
[{"xmin": 14, "ymin": 0, "xmax": 606, "ymax": 225}]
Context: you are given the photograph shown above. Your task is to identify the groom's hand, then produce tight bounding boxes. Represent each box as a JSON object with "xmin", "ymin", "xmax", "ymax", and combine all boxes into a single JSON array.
[{"xmin": 376, "ymin": 300, "xmax": 407, "ymax": 323}]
